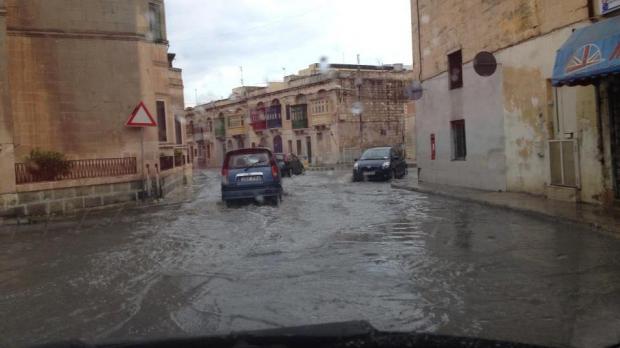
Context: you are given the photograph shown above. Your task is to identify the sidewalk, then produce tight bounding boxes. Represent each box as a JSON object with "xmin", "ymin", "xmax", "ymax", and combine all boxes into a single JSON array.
[{"xmin": 392, "ymin": 175, "xmax": 620, "ymax": 237}]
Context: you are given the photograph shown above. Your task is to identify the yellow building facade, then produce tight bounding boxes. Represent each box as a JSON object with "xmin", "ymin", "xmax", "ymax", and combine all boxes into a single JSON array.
[
  {"xmin": 187, "ymin": 64, "xmax": 413, "ymax": 169},
  {"xmin": 0, "ymin": 0, "xmax": 189, "ymax": 218}
]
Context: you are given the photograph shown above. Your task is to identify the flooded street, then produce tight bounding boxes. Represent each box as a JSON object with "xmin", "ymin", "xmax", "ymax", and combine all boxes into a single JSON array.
[{"xmin": 2, "ymin": 171, "xmax": 620, "ymax": 348}]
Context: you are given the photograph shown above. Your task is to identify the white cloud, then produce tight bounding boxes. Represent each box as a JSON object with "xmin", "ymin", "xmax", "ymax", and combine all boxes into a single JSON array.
[{"xmin": 166, "ymin": 0, "xmax": 413, "ymax": 106}]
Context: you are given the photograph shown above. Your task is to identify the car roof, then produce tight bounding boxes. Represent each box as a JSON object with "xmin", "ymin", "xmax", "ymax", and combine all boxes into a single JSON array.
[
  {"xmin": 365, "ymin": 146, "xmax": 392, "ymax": 151},
  {"xmin": 225, "ymin": 148, "xmax": 272, "ymax": 156}
]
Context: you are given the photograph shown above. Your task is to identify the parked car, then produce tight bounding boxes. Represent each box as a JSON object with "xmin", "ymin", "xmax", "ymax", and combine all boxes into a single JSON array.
[
  {"xmin": 274, "ymin": 153, "xmax": 291, "ymax": 177},
  {"xmin": 353, "ymin": 146, "xmax": 407, "ymax": 182},
  {"xmin": 287, "ymin": 153, "xmax": 305, "ymax": 175},
  {"xmin": 221, "ymin": 148, "xmax": 283, "ymax": 206}
]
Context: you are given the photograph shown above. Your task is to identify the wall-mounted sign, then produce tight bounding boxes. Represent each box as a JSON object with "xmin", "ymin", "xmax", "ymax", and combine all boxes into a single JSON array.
[{"xmin": 602, "ymin": 0, "xmax": 620, "ymax": 15}]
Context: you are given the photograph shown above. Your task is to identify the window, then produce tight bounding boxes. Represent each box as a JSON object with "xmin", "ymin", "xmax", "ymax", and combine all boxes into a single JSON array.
[
  {"xmin": 448, "ymin": 50, "xmax": 463, "ymax": 90},
  {"xmin": 175, "ymin": 116, "xmax": 182, "ymax": 145},
  {"xmin": 156, "ymin": 100, "xmax": 167, "ymax": 142},
  {"xmin": 149, "ymin": 3, "xmax": 164, "ymax": 42},
  {"xmin": 296, "ymin": 139, "xmax": 302, "ymax": 156},
  {"xmin": 312, "ymin": 99, "xmax": 329, "ymax": 114},
  {"xmin": 451, "ymin": 119, "xmax": 467, "ymax": 160}
]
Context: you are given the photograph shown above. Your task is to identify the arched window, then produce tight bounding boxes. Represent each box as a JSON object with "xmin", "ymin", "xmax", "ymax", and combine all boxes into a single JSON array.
[{"xmin": 295, "ymin": 94, "xmax": 307, "ymax": 104}]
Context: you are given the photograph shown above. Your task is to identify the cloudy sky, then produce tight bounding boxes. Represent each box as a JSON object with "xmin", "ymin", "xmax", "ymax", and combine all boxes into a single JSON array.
[{"xmin": 166, "ymin": 0, "xmax": 413, "ymax": 106}]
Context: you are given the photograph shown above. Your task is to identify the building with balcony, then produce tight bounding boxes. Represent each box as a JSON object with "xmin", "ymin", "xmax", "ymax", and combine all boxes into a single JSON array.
[
  {"xmin": 0, "ymin": 0, "xmax": 190, "ymax": 218},
  {"xmin": 186, "ymin": 63, "xmax": 413, "ymax": 168}
]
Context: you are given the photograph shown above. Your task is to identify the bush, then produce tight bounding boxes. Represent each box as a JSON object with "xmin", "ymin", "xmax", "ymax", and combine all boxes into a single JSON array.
[{"xmin": 25, "ymin": 149, "xmax": 72, "ymax": 181}]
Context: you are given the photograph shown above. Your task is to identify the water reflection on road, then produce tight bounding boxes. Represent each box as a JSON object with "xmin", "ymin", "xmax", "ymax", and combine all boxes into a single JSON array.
[{"xmin": 1, "ymin": 170, "xmax": 620, "ymax": 348}]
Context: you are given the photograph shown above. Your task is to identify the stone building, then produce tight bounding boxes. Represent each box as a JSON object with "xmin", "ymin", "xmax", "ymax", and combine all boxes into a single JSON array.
[
  {"xmin": 412, "ymin": 0, "xmax": 620, "ymax": 205},
  {"xmin": 0, "ymin": 0, "xmax": 190, "ymax": 218},
  {"xmin": 186, "ymin": 63, "xmax": 413, "ymax": 168}
]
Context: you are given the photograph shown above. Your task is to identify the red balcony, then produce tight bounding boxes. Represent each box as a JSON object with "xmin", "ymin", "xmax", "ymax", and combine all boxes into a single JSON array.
[{"xmin": 251, "ymin": 109, "xmax": 267, "ymax": 132}]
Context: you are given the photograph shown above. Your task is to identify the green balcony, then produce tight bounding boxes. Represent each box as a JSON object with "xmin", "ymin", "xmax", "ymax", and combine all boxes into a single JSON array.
[
  {"xmin": 291, "ymin": 104, "xmax": 308, "ymax": 130},
  {"xmin": 215, "ymin": 120, "xmax": 226, "ymax": 138}
]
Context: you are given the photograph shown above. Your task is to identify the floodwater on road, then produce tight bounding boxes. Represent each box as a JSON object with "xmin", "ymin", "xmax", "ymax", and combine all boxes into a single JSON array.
[{"xmin": 1, "ymin": 170, "xmax": 620, "ymax": 348}]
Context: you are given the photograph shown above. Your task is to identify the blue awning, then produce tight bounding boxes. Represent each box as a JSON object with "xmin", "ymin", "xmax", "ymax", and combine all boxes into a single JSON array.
[{"xmin": 552, "ymin": 16, "xmax": 620, "ymax": 86}]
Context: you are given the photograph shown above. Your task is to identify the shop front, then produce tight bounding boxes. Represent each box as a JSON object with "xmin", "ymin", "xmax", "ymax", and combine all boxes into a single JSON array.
[{"xmin": 552, "ymin": 15, "xmax": 620, "ymax": 201}]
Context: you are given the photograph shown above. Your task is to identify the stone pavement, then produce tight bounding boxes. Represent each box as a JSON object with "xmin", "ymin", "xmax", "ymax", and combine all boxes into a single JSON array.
[{"xmin": 392, "ymin": 175, "xmax": 620, "ymax": 237}]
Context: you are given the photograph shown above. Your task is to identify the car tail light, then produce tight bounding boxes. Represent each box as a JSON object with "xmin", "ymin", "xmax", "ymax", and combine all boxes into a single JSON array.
[{"xmin": 271, "ymin": 159, "xmax": 279, "ymax": 178}]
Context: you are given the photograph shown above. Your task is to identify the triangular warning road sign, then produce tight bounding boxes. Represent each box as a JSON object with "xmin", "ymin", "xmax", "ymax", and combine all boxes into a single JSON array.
[{"xmin": 126, "ymin": 101, "xmax": 157, "ymax": 127}]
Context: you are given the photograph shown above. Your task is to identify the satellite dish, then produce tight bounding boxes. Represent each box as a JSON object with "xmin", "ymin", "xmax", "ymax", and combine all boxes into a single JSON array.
[
  {"xmin": 474, "ymin": 51, "xmax": 497, "ymax": 77},
  {"xmin": 405, "ymin": 81, "xmax": 423, "ymax": 101}
]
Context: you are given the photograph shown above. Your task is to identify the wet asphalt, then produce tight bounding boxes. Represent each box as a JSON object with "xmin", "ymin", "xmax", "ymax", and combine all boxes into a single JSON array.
[{"xmin": 1, "ymin": 170, "xmax": 620, "ymax": 348}]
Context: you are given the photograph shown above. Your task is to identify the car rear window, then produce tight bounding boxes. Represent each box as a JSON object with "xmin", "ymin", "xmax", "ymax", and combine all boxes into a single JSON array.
[
  {"xmin": 360, "ymin": 148, "xmax": 390, "ymax": 160},
  {"xmin": 227, "ymin": 151, "xmax": 271, "ymax": 169}
]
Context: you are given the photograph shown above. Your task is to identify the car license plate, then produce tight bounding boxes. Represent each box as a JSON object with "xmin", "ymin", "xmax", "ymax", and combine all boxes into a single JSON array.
[
  {"xmin": 364, "ymin": 171, "xmax": 375, "ymax": 177},
  {"xmin": 238, "ymin": 176, "xmax": 262, "ymax": 183}
]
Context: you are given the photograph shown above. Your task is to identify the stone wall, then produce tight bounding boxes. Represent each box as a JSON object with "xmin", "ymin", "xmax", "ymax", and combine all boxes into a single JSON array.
[
  {"xmin": 0, "ymin": 180, "xmax": 142, "ymax": 218},
  {"xmin": 0, "ymin": 164, "xmax": 191, "ymax": 220}
]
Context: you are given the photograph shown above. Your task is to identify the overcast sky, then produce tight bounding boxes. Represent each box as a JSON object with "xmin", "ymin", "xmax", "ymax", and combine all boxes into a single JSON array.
[{"xmin": 166, "ymin": 0, "xmax": 413, "ymax": 106}]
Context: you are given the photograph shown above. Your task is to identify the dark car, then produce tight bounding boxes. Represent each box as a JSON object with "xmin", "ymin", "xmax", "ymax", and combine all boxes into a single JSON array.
[
  {"xmin": 274, "ymin": 153, "xmax": 291, "ymax": 177},
  {"xmin": 287, "ymin": 153, "xmax": 305, "ymax": 175},
  {"xmin": 353, "ymin": 146, "xmax": 407, "ymax": 182},
  {"xmin": 221, "ymin": 148, "xmax": 283, "ymax": 206}
]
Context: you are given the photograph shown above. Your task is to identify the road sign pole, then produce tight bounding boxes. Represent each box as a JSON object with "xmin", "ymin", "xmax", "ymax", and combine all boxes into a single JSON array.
[{"xmin": 141, "ymin": 127, "xmax": 145, "ymax": 176}]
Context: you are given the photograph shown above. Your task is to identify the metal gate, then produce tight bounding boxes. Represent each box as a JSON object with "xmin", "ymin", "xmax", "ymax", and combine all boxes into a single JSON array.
[{"xmin": 548, "ymin": 139, "xmax": 579, "ymax": 188}]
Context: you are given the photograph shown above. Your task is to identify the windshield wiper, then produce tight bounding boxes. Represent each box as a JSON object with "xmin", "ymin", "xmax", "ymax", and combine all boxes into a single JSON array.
[{"xmin": 244, "ymin": 160, "xmax": 269, "ymax": 171}]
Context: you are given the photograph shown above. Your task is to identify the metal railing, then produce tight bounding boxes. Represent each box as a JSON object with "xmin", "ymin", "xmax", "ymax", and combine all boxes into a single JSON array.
[
  {"xmin": 15, "ymin": 157, "xmax": 137, "ymax": 184},
  {"xmin": 266, "ymin": 106, "xmax": 282, "ymax": 129}
]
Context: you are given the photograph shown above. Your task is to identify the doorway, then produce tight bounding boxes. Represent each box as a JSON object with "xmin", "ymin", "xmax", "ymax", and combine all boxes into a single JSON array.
[
  {"xmin": 273, "ymin": 135, "xmax": 283, "ymax": 153},
  {"xmin": 306, "ymin": 136, "xmax": 312, "ymax": 164}
]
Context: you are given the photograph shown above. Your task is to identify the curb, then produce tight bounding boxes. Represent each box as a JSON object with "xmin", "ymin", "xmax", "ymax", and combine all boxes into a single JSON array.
[{"xmin": 391, "ymin": 183, "xmax": 620, "ymax": 238}]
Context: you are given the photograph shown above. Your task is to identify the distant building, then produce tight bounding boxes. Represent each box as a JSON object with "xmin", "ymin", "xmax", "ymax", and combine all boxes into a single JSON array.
[
  {"xmin": 411, "ymin": 0, "xmax": 620, "ymax": 205},
  {"xmin": 186, "ymin": 63, "xmax": 414, "ymax": 168},
  {"xmin": 0, "ymin": 0, "xmax": 190, "ymax": 218}
]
